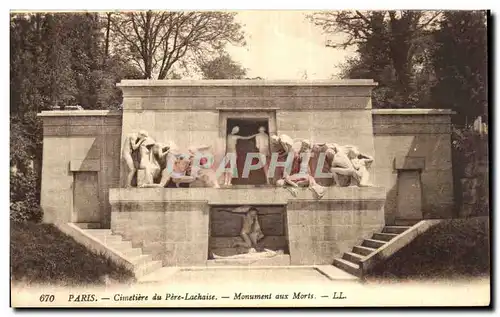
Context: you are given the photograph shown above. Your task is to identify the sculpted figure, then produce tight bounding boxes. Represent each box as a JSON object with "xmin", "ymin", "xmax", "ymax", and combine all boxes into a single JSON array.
[
  {"xmin": 255, "ymin": 126, "xmax": 271, "ymax": 184},
  {"xmin": 348, "ymin": 147, "xmax": 374, "ymax": 187},
  {"xmin": 137, "ymin": 137, "xmax": 161, "ymax": 187},
  {"xmin": 215, "ymin": 206, "xmax": 265, "ymax": 251},
  {"xmin": 212, "ymin": 248, "xmax": 283, "ymax": 260},
  {"xmin": 269, "ymin": 134, "xmax": 294, "ymax": 185},
  {"xmin": 330, "ymin": 145, "xmax": 374, "ymax": 187},
  {"xmin": 311, "ymin": 143, "xmax": 335, "ymax": 181},
  {"xmin": 224, "ymin": 126, "xmax": 257, "ymax": 186},
  {"xmin": 188, "ymin": 145, "xmax": 220, "ymax": 188},
  {"xmin": 142, "ymin": 147, "xmax": 196, "ymax": 188},
  {"xmin": 275, "ymin": 139, "xmax": 326, "ymax": 199},
  {"xmin": 169, "ymin": 154, "xmax": 197, "ymax": 187},
  {"xmin": 122, "ymin": 130, "xmax": 148, "ymax": 187}
]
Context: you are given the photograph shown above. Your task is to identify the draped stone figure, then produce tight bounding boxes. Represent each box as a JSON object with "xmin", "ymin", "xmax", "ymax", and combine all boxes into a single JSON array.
[
  {"xmin": 137, "ymin": 137, "xmax": 161, "ymax": 187},
  {"xmin": 122, "ymin": 130, "xmax": 148, "ymax": 187}
]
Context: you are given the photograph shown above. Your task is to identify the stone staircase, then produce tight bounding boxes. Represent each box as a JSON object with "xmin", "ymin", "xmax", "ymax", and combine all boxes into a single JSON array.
[
  {"xmin": 82, "ymin": 229, "xmax": 163, "ymax": 278},
  {"xmin": 333, "ymin": 225, "xmax": 412, "ymax": 277}
]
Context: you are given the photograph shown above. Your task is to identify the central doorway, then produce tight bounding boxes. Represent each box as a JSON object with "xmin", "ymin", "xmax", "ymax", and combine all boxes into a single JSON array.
[{"xmin": 226, "ymin": 118, "xmax": 269, "ymax": 185}]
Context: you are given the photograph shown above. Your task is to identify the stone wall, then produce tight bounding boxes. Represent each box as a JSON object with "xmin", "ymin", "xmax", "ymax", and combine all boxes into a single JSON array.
[
  {"xmin": 287, "ymin": 189, "xmax": 385, "ymax": 265},
  {"xmin": 109, "ymin": 187, "xmax": 386, "ymax": 266},
  {"xmin": 111, "ymin": 201, "xmax": 209, "ymax": 266},
  {"xmin": 372, "ymin": 109, "xmax": 455, "ymax": 223},
  {"xmin": 38, "ymin": 110, "xmax": 122, "ymax": 226}
]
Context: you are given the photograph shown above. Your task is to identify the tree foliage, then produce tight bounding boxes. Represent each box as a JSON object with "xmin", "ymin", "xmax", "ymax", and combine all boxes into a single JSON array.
[
  {"xmin": 430, "ymin": 11, "xmax": 488, "ymax": 126},
  {"xmin": 309, "ymin": 10, "xmax": 442, "ymax": 107},
  {"xmin": 309, "ymin": 10, "xmax": 487, "ymax": 121},
  {"xmin": 310, "ymin": 10, "xmax": 489, "ymax": 214},
  {"xmin": 110, "ymin": 11, "xmax": 246, "ymax": 79},
  {"xmin": 199, "ymin": 53, "xmax": 247, "ymax": 79},
  {"xmin": 10, "ymin": 12, "xmax": 142, "ymax": 222}
]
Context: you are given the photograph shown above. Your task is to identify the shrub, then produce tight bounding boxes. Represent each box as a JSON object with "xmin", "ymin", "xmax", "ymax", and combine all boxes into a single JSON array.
[{"xmin": 10, "ymin": 170, "xmax": 42, "ymax": 223}]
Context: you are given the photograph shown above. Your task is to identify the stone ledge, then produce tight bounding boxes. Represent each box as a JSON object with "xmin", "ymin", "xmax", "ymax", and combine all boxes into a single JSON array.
[
  {"xmin": 372, "ymin": 109, "xmax": 455, "ymax": 115},
  {"xmin": 38, "ymin": 110, "xmax": 122, "ymax": 117},
  {"xmin": 109, "ymin": 187, "xmax": 387, "ymax": 207},
  {"xmin": 117, "ymin": 79, "xmax": 378, "ymax": 87}
]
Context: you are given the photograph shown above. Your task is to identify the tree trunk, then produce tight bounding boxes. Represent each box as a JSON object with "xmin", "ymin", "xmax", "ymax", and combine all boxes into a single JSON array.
[{"xmin": 104, "ymin": 12, "xmax": 111, "ymax": 64}]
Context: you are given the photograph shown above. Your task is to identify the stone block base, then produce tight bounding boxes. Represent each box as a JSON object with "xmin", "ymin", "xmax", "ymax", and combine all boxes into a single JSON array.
[{"xmin": 109, "ymin": 187, "xmax": 386, "ymax": 267}]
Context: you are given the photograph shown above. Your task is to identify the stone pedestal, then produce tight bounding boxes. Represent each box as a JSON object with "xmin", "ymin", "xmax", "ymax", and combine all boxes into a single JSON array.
[{"xmin": 109, "ymin": 187, "xmax": 386, "ymax": 267}]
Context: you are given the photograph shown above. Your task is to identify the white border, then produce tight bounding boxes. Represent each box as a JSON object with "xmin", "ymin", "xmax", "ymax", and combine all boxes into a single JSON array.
[{"xmin": 3, "ymin": 2, "xmax": 498, "ymax": 316}]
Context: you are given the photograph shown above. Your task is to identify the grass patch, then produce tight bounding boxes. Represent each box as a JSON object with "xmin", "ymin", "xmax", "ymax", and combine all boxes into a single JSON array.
[
  {"xmin": 367, "ymin": 217, "xmax": 490, "ymax": 281},
  {"xmin": 10, "ymin": 222, "xmax": 135, "ymax": 286}
]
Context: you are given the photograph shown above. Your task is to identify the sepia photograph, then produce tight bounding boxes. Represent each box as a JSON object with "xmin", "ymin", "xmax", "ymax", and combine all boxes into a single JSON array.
[{"xmin": 9, "ymin": 8, "xmax": 491, "ymax": 308}]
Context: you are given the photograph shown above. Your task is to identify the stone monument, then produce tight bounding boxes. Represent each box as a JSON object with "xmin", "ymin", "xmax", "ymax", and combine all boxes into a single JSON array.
[{"xmin": 37, "ymin": 79, "xmax": 455, "ymax": 266}]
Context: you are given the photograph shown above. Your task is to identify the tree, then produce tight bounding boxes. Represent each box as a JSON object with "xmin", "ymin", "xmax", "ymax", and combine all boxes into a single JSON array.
[
  {"xmin": 199, "ymin": 53, "xmax": 247, "ymax": 79},
  {"xmin": 10, "ymin": 12, "xmax": 143, "ymax": 222},
  {"xmin": 430, "ymin": 11, "xmax": 488, "ymax": 127},
  {"xmin": 110, "ymin": 11, "xmax": 246, "ymax": 79},
  {"xmin": 309, "ymin": 10, "xmax": 442, "ymax": 107}
]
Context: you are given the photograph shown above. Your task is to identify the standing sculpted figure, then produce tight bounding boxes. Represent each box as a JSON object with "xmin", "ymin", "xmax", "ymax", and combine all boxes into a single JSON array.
[
  {"xmin": 137, "ymin": 137, "xmax": 161, "ymax": 187},
  {"xmin": 122, "ymin": 130, "xmax": 148, "ymax": 187},
  {"xmin": 224, "ymin": 126, "xmax": 257, "ymax": 186},
  {"xmin": 255, "ymin": 126, "xmax": 270, "ymax": 184}
]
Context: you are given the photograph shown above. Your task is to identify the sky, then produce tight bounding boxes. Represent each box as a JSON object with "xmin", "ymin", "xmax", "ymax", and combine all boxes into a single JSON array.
[{"xmin": 225, "ymin": 11, "xmax": 356, "ymax": 80}]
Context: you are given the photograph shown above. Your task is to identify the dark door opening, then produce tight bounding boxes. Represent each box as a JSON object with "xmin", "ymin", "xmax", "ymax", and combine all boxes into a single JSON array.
[{"xmin": 226, "ymin": 118, "xmax": 269, "ymax": 185}]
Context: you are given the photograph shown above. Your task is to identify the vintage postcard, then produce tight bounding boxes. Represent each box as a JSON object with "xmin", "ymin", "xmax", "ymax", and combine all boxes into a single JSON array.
[{"xmin": 10, "ymin": 9, "xmax": 491, "ymax": 308}]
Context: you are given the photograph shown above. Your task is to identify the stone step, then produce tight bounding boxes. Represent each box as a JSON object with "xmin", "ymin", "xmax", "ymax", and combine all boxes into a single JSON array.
[
  {"xmin": 394, "ymin": 219, "xmax": 420, "ymax": 226},
  {"xmin": 93, "ymin": 235, "xmax": 123, "ymax": 244},
  {"xmin": 372, "ymin": 232, "xmax": 398, "ymax": 242},
  {"xmin": 83, "ymin": 229, "xmax": 112, "ymax": 236},
  {"xmin": 120, "ymin": 247, "xmax": 143, "ymax": 258},
  {"xmin": 106, "ymin": 240, "xmax": 133, "ymax": 249},
  {"xmin": 134, "ymin": 260, "xmax": 163, "ymax": 278},
  {"xmin": 352, "ymin": 245, "xmax": 377, "ymax": 256},
  {"xmin": 207, "ymin": 254, "xmax": 291, "ymax": 266},
  {"xmin": 333, "ymin": 258, "xmax": 361, "ymax": 277},
  {"xmin": 362, "ymin": 239, "xmax": 386, "ymax": 249},
  {"xmin": 382, "ymin": 226, "xmax": 412, "ymax": 234},
  {"xmin": 74, "ymin": 222, "xmax": 102, "ymax": 229},
  {"xmin": 342, "ymin": 252, "xmax": 364, "ymax": 264},
  {"xmin": 129, "ymin": 254, "xmax": 154, "ymax": 266}
]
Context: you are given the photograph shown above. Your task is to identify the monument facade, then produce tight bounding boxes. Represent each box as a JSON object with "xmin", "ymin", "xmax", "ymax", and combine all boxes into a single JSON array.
[{"xmin": 38, "ymin": 79, "xmax": 454, "ymax": 266}]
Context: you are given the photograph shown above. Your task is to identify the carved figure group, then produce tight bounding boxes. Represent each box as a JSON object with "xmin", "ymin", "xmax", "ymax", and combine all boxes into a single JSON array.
[
  {"xmin": 122, "ymin": 129, "xmax": 375, "ymax": 194},
  {"xmin": 123, "ymin": 130, "xmax": 218, "ymax": 189}
]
